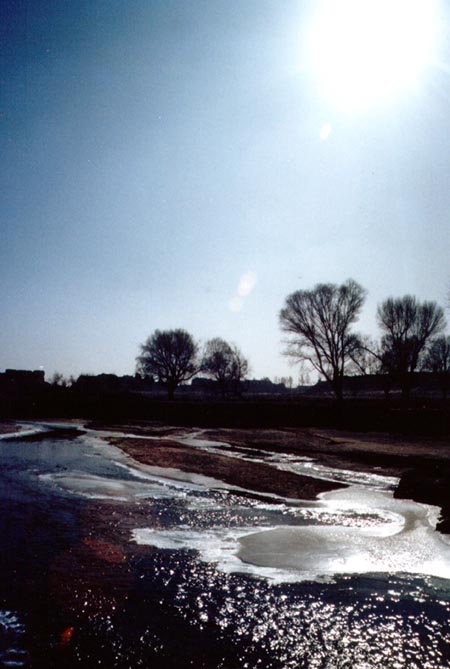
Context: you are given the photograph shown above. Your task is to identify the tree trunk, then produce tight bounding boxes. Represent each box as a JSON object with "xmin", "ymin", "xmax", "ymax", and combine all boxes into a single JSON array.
[
  {"xmin": 400, "ymin": 373, "xmax": 411, "ymax": 402},
  {"xmin": 439, "ymin": 373, "xmax": 449, "ymax": 400},
  {"xmin": 332, "ymin": 375, "xmax": 344, "ymax": 402}
]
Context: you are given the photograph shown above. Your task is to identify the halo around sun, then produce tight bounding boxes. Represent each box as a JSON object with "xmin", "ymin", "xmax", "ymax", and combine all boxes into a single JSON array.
[{"xmin": 307, "ymin": 0, "xmax": 441, "ymax": 112}]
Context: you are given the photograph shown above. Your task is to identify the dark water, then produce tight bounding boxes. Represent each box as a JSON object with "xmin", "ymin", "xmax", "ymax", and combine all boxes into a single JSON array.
[{"xmin": 1, "ymin": 427, "xmax": 450, "ymax": 668}]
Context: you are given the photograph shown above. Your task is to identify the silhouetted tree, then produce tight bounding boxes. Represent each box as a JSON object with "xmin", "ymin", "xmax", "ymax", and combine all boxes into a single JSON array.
[
  {"xmin": 229, "ymin": 345, "xmax": 249, "ymax": 396},
  {"xmin": 377, "ymin": 296, "xmax": 446, "ymax": 399},
  {"xmin": 279, "ymin": 279, "xmax": 366, "ymax": 400},
  {"xmin": 297, "ymin": 362, "xmax": 312, "ymax": 387},
  {"xmin": 423, "ymin": 335, "xmax": 450, "ymax": 398},
  {"xmin": 136, "ymin": 329, "xmax": 199, "ymax": 399},
  {"xmin": 348, "ymin": 336, "xmax": 383, "ymax": 375},
  {"xmin": 201, "ymin": 338, "xmax": 233, "ymax": 396},
  {"xmin": 201, "ymin": 338, "xmax": 249, "ymax": 397},
  {"xmin": 278, "ymin": 376, "xmax": 294, "ymax": 389},
  {"xmin": 50, "ymin": 372, "xmax": 68, "ymax": 387}
]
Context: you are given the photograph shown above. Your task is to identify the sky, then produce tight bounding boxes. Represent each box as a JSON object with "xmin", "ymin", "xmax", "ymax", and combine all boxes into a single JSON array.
[{"xmin": 1, "ymin": 0, "xmax": 450, "ymax": 382}]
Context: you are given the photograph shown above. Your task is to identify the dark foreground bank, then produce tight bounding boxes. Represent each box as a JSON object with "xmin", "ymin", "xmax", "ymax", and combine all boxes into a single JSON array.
[{"xmin": 2, "ymin": 385, "xmax": 450, "ymax": 437}]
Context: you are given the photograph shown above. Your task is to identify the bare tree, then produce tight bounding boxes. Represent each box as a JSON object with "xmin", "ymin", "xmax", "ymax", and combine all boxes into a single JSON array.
[
  {"xmin": 50, "ymin": 372, "xmax": 68, "ymax": 387},
  {"xmin": 229, "ymin": 345, "xmax": 249, "ymax": 396},
  {"xmin": 201, "ymin": 338, "xmax": 233, "ymax": 396},
  {"xmin": 423, "ymin": 335, "xmax": 450, "ymax": 398},
  {"xmin": 279, "ymin": 279, "xmax": 366, "ymax": 400},
  {"xmin": 348, "ymin": 336, "xmax": 382, "ymax": 376},
  {"xmin": 136, "ymin": 329, "xmax": 199, "ymax": 399},
  {"xmin": 201, "ymin": 338, "xmax": 249, "ymax": 397},
  {"xmin": 377, "ymin": 296, "xmax": 446, "ymax": 399}
]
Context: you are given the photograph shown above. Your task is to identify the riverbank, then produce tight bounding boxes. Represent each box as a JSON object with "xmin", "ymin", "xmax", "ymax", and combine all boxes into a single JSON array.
[
  {"xmin": 3, "ymin": 392, "xmax": 450, "ymax": 437},
  {"xmin": 107, "ymin": 434, "xmax": 342, "ymax": 500},
  {"xmin": 98, "ymin": 422, "xmax": 450, "ymax": 525},
  {"xmin": 3, "ymin": 418, "xmax": 450, "ymax": 523},
  {"xmin": 101, "ymin": 422, "xmax": 450, "ymax": 478},
  {"xmin": 5, "ymin": 418, "xmax": 450, "ymax": 494}
]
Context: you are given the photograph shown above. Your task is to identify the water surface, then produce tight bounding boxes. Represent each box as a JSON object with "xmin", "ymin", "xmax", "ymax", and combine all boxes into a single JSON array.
[{"xmin": 1, "ymin": 424, "xmax": 450, "ymax": 667}]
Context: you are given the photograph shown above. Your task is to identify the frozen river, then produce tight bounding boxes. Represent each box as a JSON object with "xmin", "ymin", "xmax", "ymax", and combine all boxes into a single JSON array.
[{"xmin": 1, "ymin": 423, "xmax": 450, "ymax": 667}]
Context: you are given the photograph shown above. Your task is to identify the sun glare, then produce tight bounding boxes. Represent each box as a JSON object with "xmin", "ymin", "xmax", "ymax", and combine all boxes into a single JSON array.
[{"xmin": 308, "ymin": 0, "xmax": 440, "ymax": 112}]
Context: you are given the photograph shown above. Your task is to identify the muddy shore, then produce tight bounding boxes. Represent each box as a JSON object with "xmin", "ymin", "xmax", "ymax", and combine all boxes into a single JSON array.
[
  {"xmin": 99, "ymin": 423, "xmax": 450, "ymax": 530},
  {"xmin": 6, "ymin": 420, "xmax": 450, "ymax": 501},
  {"xmin": 100, "ymin": 422, "xmax": 450, "ymax": 481},
  {"xmin": 108, "ymin": 435, "xmax": 341, "ymax": 500}
]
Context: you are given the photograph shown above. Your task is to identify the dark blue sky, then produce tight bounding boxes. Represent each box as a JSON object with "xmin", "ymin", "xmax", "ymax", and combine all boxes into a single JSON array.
[{"xmin": 1, "ymin": 0, "xmax": 449, "ymax": 380}]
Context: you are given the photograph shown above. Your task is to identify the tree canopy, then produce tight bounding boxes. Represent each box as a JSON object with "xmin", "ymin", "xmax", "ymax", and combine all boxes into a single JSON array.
[
  {"xmin": 424, "ymin": 335, "xmax": 450, "ymax": 374},
  {"xmin": 377, "ymin": 295, "xmax": 446, "ymax": 397},
  {"xmin": 424, "ymin": 335, "xmax": 450, "ymax": 398},
  {"xmin": 136, "ymin": 329, "xmax": 199, "ymax": 399},
  {"xmin": 279, "ymin": 279, "xmax": 366, "ymax": 399},
  {"xmin": 201, "ymin": 338, "xmax": 249, "ymax": 396}
]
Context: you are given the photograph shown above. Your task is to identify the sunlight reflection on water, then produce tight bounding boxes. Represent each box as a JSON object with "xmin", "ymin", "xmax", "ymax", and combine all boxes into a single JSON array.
[
  {"xmin": 0, "ymin": 610, "xmax": 27, "ymax": 668},
  {"xmin": 9, "ymin": 427, "xmax": 450, "ymax": 667},
  {"xmin": 128, "ymin": 550, "xmax": 450, "ymax": 669}
]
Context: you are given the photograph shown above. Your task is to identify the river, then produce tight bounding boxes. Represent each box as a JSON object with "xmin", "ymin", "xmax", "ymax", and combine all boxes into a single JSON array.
[{"xmin": 1, "ymin": 423, "xmax": 450, "ymax": 667}]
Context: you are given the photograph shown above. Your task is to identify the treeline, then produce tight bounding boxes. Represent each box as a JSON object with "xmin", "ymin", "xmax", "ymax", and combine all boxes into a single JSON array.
[
  {"xmin": 51, "ymin": 372, "xmax": 295, "ymax": 396},
  {"xmin": 133, "ymin": 279, "xmax": 449, "ymax": 401},
  {"xmin": 135, "ymin": 331, "xmax": 249, "ymax": 399},
  {"xmin": 2, "ymin": 280, "xmax": 449, "ymax": 405},
  {"xmin": 1, "ymin": 368, "xmax": 449, "ymax": 436},
  {"xmin": 279, "ymin": 280, "xmax": 449, "ymax": 400}
]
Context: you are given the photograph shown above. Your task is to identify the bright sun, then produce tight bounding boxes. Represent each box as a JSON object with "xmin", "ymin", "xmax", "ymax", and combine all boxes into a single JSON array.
[{"xmin": 308, "ymin": 0, "xmax": 440, "ymax": 112}]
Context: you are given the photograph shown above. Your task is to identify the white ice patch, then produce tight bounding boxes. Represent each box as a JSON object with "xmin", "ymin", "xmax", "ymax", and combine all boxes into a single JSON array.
[
  {"xmin": 236, "ymin": 488, "xmax": 450, "ymax": 581},
  {"xmin": 84, "ymin": 433, "xmax": 239, "ymax": 492},
  {"xmin": 179, "ymin": 434, "xmax": 398, "ymax": 491},
  {"xmin": 131, "ymin": 526, "xmax": 297, "ymax": 582},
  {"xmin": 0, "ymin": 424, "xmax": 48, "ymax": 440},
  {"xmin": 39, "ymin": 471, "xmax": 194, "ymax": 501},
  {"xmin": 266, "ymin": 455, "xmax": 398, "ymax": 490},
  {"xmin": 132, "ymin": 486, "xmax": 450, "ymax": 583}
]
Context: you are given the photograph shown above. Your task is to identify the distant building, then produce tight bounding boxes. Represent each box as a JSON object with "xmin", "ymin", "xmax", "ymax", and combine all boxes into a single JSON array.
[
  {"xmin": 191, "ymin": 376, "xmax": 290, "ymax": 395},
  {"xmin": 72, "ymin": 373, "xmax": 153, "ymax": 394},
  {"xmin": 311, "ymin": 373, "xmax": 446, "ymax": 397},
  {"xmin": 0, "ymin": 369, "xmax": 46, "ymax": 393}
]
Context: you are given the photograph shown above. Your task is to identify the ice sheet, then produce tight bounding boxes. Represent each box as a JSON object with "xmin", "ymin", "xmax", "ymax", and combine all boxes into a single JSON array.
[{"xmin": 133, "ymin": 486, "xmax": 450, "ymax": 582}]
